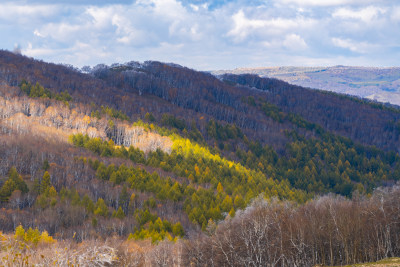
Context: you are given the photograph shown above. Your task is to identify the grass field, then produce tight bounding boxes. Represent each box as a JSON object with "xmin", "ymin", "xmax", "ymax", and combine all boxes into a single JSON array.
[{"xmin": 332, "ymin": 258, "xmax": 400, "ymax": 267}]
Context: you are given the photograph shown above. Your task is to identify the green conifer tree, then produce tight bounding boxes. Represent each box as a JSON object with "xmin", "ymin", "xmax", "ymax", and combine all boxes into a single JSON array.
[{"xmin": 41, "ymin": 171, "xmax": 51, "ymax": 195}]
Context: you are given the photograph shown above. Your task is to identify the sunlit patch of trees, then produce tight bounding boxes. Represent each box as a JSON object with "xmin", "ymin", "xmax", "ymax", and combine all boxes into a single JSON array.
[
  {"xmin": 14, "ymin": 224, "xmax": 56, "ymax": 245},
  {"xmin": 128, "ymin": 211, "xmax": 185, "ymax": 243},
  {"xmin": 1, "ymin": 84, "xmax": 172, "ymax": 153},
  {"xmin": 71, "ymin": 131, "xmax": 308, "ymax": 229}
]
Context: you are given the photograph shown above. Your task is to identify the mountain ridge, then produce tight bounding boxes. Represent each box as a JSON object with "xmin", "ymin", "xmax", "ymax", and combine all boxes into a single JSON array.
[{"xmin": 213, "ymin": 66, "xmax": 400, "ymax": 106}]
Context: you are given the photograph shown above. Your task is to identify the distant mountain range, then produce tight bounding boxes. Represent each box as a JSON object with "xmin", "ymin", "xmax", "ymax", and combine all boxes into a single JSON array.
[{"xmin": 213, "ymin": 66, "xmax": 400, "ymax": 106}]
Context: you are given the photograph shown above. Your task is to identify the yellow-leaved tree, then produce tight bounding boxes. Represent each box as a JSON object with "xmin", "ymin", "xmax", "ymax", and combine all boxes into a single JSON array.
[{"xmin": 13, "ymin": 225, "xmax": 56, "ymax": 245}]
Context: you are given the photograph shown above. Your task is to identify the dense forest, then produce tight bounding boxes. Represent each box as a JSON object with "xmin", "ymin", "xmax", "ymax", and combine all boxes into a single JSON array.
[{"xmin": 0, "ymin": 50, "xmax": 400, "ymax": 266}]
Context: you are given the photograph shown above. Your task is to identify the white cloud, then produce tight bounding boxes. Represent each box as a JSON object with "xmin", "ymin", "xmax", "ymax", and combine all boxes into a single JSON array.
[
  {"xmin": 190, "ymin": 4, "xmax": 199, "ymax": 11},
  {"xmin": 85, "ymin": 6, "xmax": 115, "ymax": 29},
  {"xmin": 283, "ymin": 34, "xmax": 308, "ymax": 51},
  {"xmin": 36, "ymin": 23, "xmax": 84, "ymax": 43},
  {"xmin": 33, "ymin": 29, "xmax": 46, "ymax": 38},
  {"xmin": 150, "ymin": 0, "xmax": 187, "ymax": 20},
  {"xmin": 331, "ymin": 38, "xmax": 374, "ymax": 53},
  {"xmin": 25, "ymin": 42, "xmax": 58, "ymax": 57},
  {"xmin": 227, "ymin": 10, "xmax": 315, "ymax": 42},
  {"xmin": 227, "ymin": 10, "xmax": 267, "ymax": 41},
  {"xmin": 280, "ymin": 0, "xmax": 377, "ymax": 7},
  {"xmin": 332, "ymin": 6, "xmax": 386, "ymax": 22},
  {"xmin": 1, "ymin": 0, "xmax": 398, "ymax": 70},
  {"xmin": 390, "ymin": 6, "xmax": 400, "ymax": 22},
  {"xmin": 112, "ymin": 14, "xmax": 147, "ymax": 45},
  {"xmin": 0, "ymin": 3, "xmax": 59, "ymax": 20}
]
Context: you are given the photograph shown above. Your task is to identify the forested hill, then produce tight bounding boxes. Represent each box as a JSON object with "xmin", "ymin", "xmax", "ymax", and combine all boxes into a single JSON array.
[
  {"xmin": 2, "ymin": 50, "xmax": 400, "ymax": 152},
  {"xmin": 90, "ymin": 58, "xmax": 400, "ymax": 152},
  {"xmin": 1, "ymin": 49, "xmax": 400, "ymax": 265}
]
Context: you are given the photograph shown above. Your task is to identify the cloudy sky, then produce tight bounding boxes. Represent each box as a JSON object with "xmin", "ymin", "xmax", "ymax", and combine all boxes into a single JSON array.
[{"xmin": 1, "ymin": 0, "xmax": 399, "ymax": 70}]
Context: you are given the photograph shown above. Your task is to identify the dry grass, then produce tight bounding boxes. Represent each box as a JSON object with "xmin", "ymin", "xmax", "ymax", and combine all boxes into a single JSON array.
[
  {"xmin": 0, "ymin": 233, "xmax": 182, "ymax": 267},
  {"xmin": 331, "ymin": 258, "xmax": 400, "ymax": 267}
]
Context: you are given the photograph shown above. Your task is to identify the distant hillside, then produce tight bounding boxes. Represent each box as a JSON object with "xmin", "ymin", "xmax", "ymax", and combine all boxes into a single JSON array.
[{"xmin": 213, "ymin": 66, "xmax": 400, "ymax": 106}]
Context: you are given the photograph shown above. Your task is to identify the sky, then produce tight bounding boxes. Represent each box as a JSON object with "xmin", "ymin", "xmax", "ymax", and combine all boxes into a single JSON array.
[{"xmin": 1, "ymin": 0, "xmax": 399, "ymax": 70}]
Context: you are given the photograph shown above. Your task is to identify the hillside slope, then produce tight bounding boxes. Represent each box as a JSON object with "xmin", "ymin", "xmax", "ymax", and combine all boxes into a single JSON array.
[
  {"xmin": 1, "ymin": 50, "xmax": 400, "ymax": 266},
  {"xmin": 2, "ymin": 50, "xmax": 400, "ymax": 152}
]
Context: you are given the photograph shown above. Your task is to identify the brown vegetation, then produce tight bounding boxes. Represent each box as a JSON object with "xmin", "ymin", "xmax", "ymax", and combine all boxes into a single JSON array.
[
  {"xmin": 0, "ymin": 84, "xmax": 171, "ymax": 153},
  {"xmin": 184, "ymin": 186, "xmax": 400, "ymax": 266}
]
